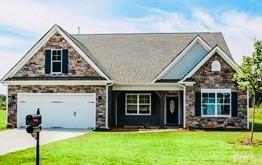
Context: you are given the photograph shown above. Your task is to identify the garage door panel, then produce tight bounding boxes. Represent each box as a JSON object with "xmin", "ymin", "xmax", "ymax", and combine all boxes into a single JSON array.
[{"xmin": 17, "ymin": 93, "xmax": 96, "ymax": 129}]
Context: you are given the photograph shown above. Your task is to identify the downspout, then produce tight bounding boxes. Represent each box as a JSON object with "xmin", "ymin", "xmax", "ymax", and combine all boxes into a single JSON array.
[
  {"xmin": 106, "ymin": 82, "xmax": 114, "ymax": 129},
  {"xmin": 183, "ymin": 85, "xmax": 186, "ymax": 129}
]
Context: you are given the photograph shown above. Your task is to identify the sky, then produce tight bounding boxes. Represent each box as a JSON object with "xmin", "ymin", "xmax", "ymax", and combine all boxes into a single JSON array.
[{"xmin": 0, "ymin": 0, "xmax": 261, "ymax": 94}]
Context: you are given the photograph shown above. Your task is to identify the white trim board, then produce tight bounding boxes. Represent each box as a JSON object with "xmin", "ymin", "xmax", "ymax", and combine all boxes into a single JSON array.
[
  {"xmin": 152, "ymin": 36, "xmax": 212, "ymax": 83},
  {"xmin": 113, "ymin": 83, "xmax": 183, "ymax": 91},
  {"xmin": 1, "ymin": 25, "xmax": 110, "ymax": 81},
  {"xmin": 180, "ymin": 46, "xmax": 239, "ymax": 82},
  {"xmin": 183, "ymin": 85, "xmax": 186, "ymax": 128},
  {"xmin": 3, "ymin": 80, "xmax": 111, "ymax": 86}
]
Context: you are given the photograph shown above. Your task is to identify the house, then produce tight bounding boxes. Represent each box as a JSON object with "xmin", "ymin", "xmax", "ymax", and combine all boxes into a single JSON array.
[{"xmin": 1, "ymin": 25, "xmax": 248, "ymax": 129}]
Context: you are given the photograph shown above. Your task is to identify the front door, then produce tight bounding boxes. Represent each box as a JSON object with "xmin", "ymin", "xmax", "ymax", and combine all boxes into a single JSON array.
[{"xmin": 166, "ymin": 96, "xmax": 179, "ymax": 125}]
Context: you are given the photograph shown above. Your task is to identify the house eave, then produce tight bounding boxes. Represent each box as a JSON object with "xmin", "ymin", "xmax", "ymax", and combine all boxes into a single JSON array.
[
  {"xmin": 112, "ymin": 83, "xmax": 184, "ymax": 91},
  {"xmin": 2, "ymin": 80, "xmax": 113, "ymax": 86}
]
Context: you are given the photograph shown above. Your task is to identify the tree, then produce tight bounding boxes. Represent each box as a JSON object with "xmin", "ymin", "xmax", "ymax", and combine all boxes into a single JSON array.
[{"xmin": 234, "ymin": 41, "xmax": 262, "ymax": 142}]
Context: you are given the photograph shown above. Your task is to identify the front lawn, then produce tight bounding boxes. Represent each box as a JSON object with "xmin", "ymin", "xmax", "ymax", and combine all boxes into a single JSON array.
[
  {"xmin": 0, "ymin": 130, "xmax": 262, "ymax": 165},
  {"xmin": 0, "ymin": 110, "xmax": 6, "ymax": 131},
  {"xmin": 0, "ymin": 109, "xmax": 261, "ymax": 164}
]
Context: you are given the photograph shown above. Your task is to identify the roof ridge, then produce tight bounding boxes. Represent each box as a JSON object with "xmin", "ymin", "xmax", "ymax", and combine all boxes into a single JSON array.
[{"xmin": 71, "ymin": 32, "xmax": 222, "ymax": 35}]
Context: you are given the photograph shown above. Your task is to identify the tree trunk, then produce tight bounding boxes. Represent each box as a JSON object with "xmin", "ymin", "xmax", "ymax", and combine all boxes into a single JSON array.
[{"xmin": 250, "ymin": 90, "xmax": 256, "ymax": 142}]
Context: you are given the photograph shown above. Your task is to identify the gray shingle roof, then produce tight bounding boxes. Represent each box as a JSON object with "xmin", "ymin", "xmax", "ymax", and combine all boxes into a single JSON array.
[{"xmin": 72, "ymin": 33, "xmax": 231, "ymax": 83}]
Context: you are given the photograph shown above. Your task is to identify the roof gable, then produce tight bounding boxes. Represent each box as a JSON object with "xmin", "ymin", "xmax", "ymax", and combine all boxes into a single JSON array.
[
  {"xmin": 180, "ymin": 46, "xmax": 239, "ymax": 82},
  {"xmin": 12, "ymin": 32, "xmax": 102, "ymax": 79},
  {"xmin": 154, "ymin": 36, "xmax": 211, "ymax": 82},
  {"xmin": 1, "ymin": 25, "xmax": 110, "ymax": 81}
]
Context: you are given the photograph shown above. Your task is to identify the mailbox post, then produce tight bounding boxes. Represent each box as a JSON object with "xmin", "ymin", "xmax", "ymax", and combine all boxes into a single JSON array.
[{"xmin": 26, "ymin": 108, "xmax": 42, "ymax": 165}]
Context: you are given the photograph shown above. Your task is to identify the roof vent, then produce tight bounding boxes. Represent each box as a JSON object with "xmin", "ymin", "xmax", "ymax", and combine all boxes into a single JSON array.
[{"xmin": 77, "ymin": 26, "xmax": 80, "ymax": 34}]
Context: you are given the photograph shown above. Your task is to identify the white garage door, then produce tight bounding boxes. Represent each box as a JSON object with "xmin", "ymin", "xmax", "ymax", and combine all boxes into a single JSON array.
[{"xmin": 17, "ymin": 93, "xmax": 96, "ymax": 129}]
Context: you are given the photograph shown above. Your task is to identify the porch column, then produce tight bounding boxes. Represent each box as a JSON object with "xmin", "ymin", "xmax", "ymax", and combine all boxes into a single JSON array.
[{"xmin": 156, "ymin": 91, "xmax": 166, "ymax": 128}]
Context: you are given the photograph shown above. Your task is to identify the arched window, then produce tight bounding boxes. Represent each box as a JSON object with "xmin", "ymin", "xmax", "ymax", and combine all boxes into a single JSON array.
[{"xmin": 211, "ymin": 60, "xmax": 221, "ymax": 71}]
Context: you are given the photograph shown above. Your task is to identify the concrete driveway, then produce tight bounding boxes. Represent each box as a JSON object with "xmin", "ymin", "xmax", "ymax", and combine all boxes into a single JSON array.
[{"xmin": 0, "ymin": 129, "xmax": 87, "ymax": 155}]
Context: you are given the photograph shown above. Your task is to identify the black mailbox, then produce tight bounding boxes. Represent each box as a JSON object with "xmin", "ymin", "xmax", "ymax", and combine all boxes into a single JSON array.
[
  {"xmin": 25, "ymin": 108, "xmax": 41, "ymax": 127},
  {"xmin": 26, "ymin": 114, "xmax": 42, "ymax": 126},
  {"xmin": 26, "ymin": 125, "xmax": 42, "ymax": 134}
]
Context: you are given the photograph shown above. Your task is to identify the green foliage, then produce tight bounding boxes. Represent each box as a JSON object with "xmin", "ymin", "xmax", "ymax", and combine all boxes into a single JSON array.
[
  {"xmin": 250, "ymin": 108, "xmax": 262, "ymax": 120},
  {"xmin": 0, "ymin": 94, "xmax": 6, "ymax": 102},
  {"xmin": 0, "ymin": 100, "xmax": 6, "ymax": 111},
  {"xmin": 234, "ymin": 41, "xmax": 262, "ymax": 92},
  {"xmin": 234, "ymin": 40, "xmax": 262, "ymax": 142},
  {"xmin": 0, "ymin": 94, "xmax": 6, "ymax": 111},
  {"xmin": 0, "ymin": 110, "xmax": 6, "ymax": 131}
]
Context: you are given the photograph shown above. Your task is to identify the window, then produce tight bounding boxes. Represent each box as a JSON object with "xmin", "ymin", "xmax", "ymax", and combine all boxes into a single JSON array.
[
  {"xmin": 201, "ymin": 89, "xmax": 231, "ymax": 117},
  {"xmin": 51, "ymin": 49, "xmax": 62, "ymax": 74},
  {"xmin": 126, "ymin": 93, "xmax": 151, "ymax": 115},
  {"xmin": 211, "ymin": 60, "xmax": 221, "ymax": 71}
]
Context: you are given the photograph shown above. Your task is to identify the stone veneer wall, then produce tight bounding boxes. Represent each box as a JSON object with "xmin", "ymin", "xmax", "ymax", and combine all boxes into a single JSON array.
[
  {"xmin": 14, "ymin": 32, "xmax": 99, "ymax": 77},
  {"xmin": 7, "ymin": 85, "xmax": 106, "ymax": 128},
  {"xmin": 185, "ymin": 53, "xmax": 247, "ymax": 129}
]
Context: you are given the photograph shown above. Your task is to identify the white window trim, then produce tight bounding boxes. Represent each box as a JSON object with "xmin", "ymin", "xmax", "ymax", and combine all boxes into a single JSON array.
[
  {"xmin": 211, "ymin": 60, "xmax": 221, "ymax": 72},
  {"xmin": 125, "ymin": 93, "xmax": 151, "ymax": 115},
  {"xmin": 201, "ymin": 89, "xmax": 231, "ymax": 117},
  {"xmin": 50, "ymin": 49, "xmax": 63, "ymax": 74}
]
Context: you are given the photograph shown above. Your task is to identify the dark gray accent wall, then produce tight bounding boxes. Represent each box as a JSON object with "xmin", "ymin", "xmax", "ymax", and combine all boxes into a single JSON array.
[
  {"xmin": 116, "ymin": 91, "xmax": 161, "ymax": 126},
  {"xmin": 107, "ymin": 86, "xmax": 113, "ymax": 127}
]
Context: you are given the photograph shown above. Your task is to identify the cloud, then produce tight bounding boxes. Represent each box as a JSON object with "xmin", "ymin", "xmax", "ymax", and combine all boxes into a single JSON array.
[
  {"xmin": 0, "ymin": 35, "xmax": 30, "ymax": 49},
  {"xmin": 128, "ymin": 8, "xmax": 262, "ymax": 63},
  {"xmin": 0, "ymin": 0, "xmax": 138, "ymax": 34}
]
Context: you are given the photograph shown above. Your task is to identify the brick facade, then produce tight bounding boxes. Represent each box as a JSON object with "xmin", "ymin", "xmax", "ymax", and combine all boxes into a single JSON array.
[
  {"xmin": 185, "ymin": 53, "xmax": 247, "ymax": 129},
  {"xmin": 7, "ymin": 85, "xmax": 106, "ymax": 128},
  {"xmin": 14, "ymin": 32, "xmax": 99, "ymax": 78}
]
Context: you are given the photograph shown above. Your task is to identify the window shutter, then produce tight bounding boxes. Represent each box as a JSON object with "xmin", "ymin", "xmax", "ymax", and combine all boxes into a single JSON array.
[
  {"xmin": 231, "ymin": 92, "xmax": 238, "ymax": 117},
  {"xmin": 195, "ymin": 91, "xmax": 201, "ymax": 116},
  {"xmin": 62, "ymin": 49, "xmax": 69, "ymax": 74},
  {"xmin": 45, "ymin": 49, "xmax": 51, "ymax": 74}
]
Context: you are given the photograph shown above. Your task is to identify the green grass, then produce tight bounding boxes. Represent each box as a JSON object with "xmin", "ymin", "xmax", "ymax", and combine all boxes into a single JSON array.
[
  {"xmin": 0, "ymin": 109, "xmax": 261, "ymax": 164},
  {"xmin": 0, "ymin": 109, "xmax": 6, "ymax": 131},
  {"xmin": 0, "ymin": 131, "xmax": 262, "ymax": 165}
]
